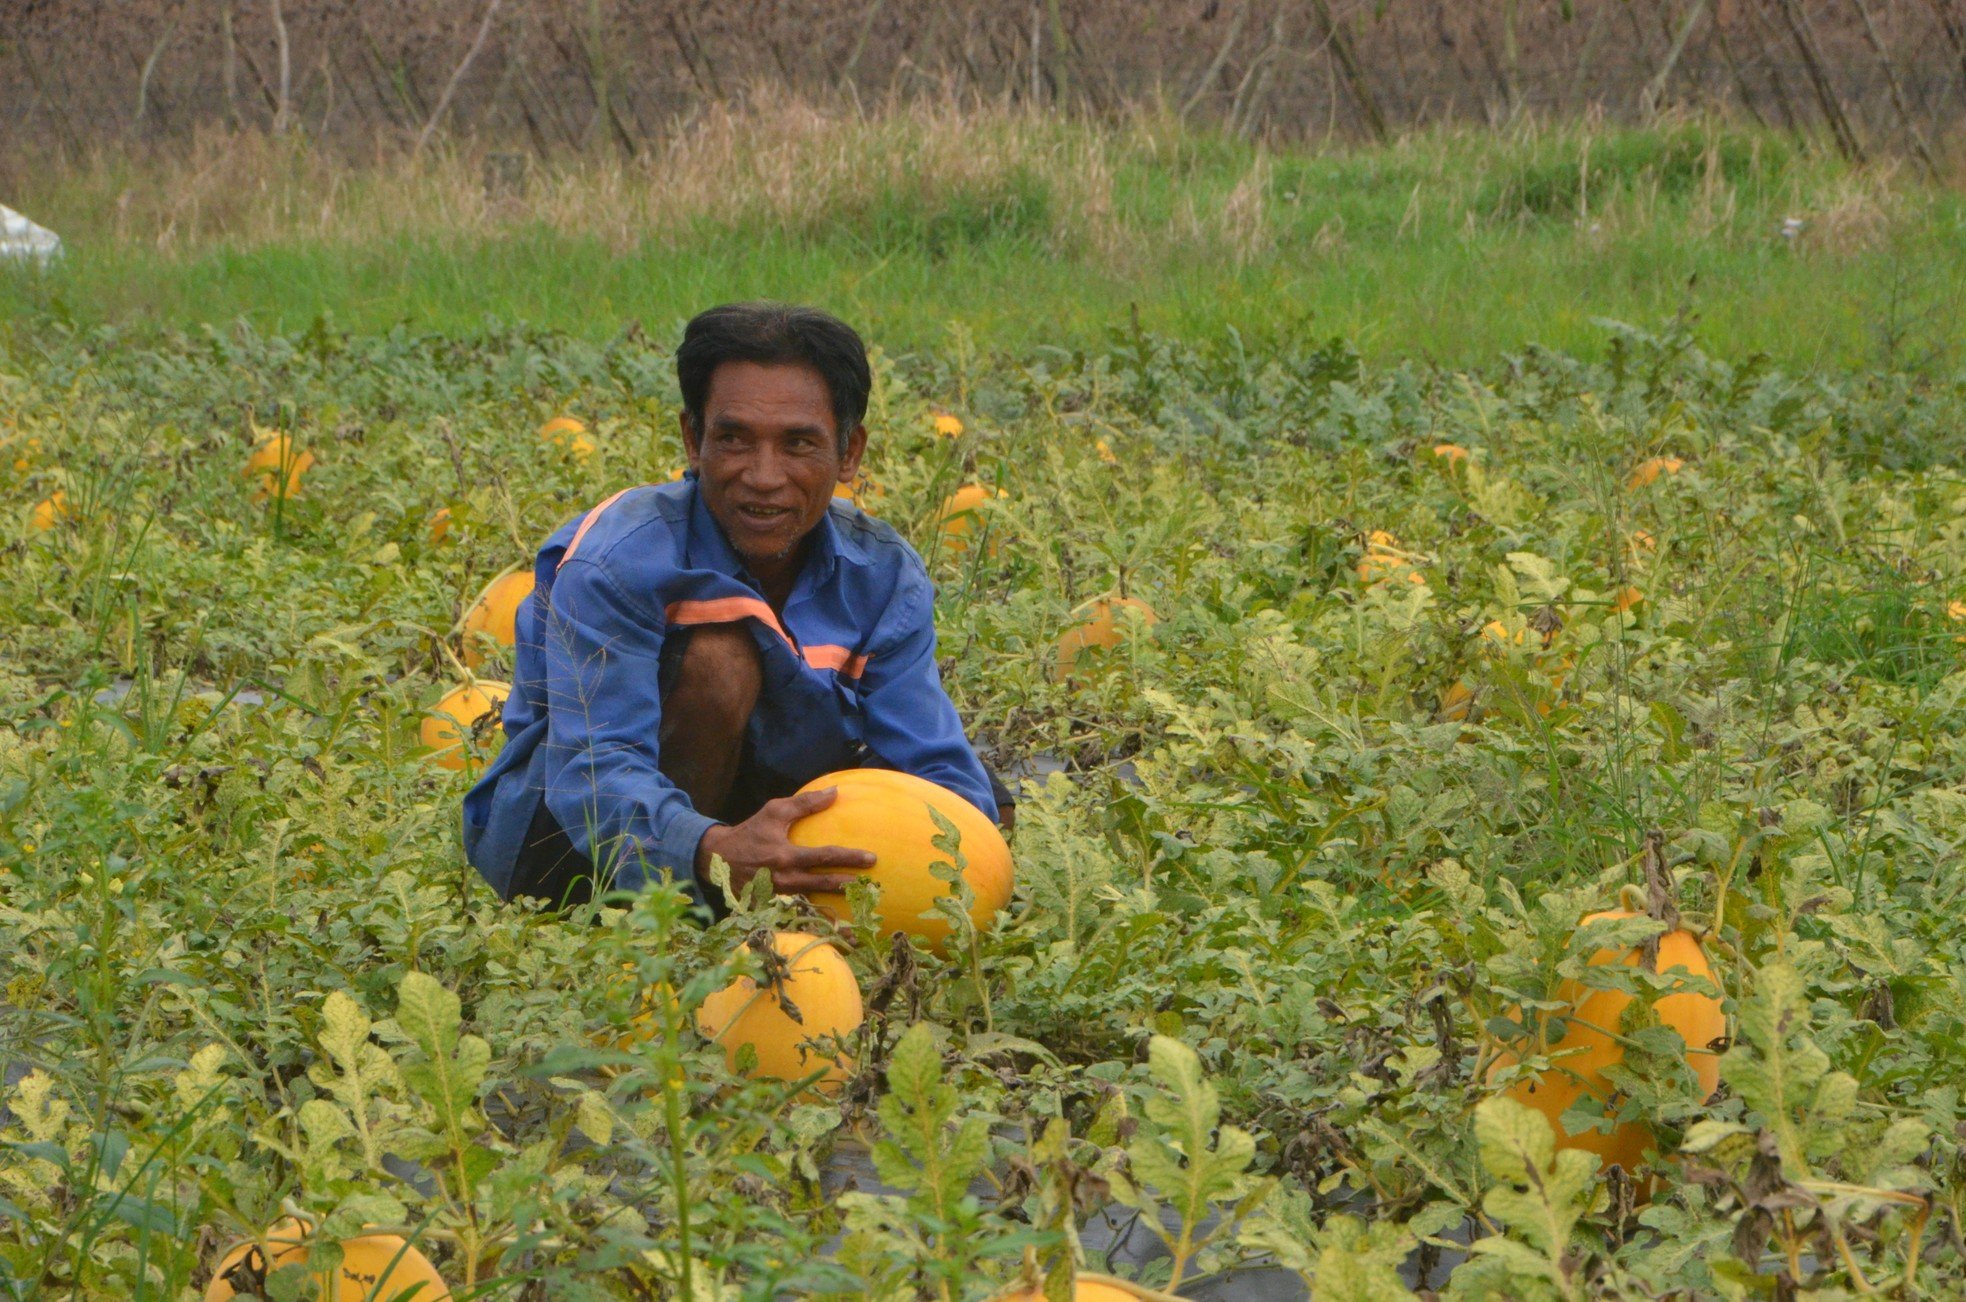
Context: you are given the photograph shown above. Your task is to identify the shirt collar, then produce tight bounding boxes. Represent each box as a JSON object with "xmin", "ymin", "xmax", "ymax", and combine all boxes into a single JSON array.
[{"xmin": 683, "ymin": 479, "xmax": 871, "ymax": 585}]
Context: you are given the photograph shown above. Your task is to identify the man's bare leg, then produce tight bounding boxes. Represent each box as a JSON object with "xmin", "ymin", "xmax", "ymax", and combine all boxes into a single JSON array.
[{"xmin": 658, "ymin": 623, "xmax": 762, "ymax": 820}]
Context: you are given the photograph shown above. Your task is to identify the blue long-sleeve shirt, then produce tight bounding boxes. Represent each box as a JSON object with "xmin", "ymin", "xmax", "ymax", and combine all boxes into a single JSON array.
[{"xmin": 462, "ymin": 477, "xmax": 996, "ymax": 904}]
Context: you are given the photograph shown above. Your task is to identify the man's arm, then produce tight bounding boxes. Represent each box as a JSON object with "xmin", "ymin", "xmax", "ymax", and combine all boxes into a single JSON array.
[
  {"xmin": 856, "ymin": 569, "xmax": 1000, "ymax": 821},
  {"xmin": 541, "ymin": 558, "xmax": 874, "ymax": 898},
  {"xmin": 539, "ymin": 559, "xmax": 720, "ymax": 892}
]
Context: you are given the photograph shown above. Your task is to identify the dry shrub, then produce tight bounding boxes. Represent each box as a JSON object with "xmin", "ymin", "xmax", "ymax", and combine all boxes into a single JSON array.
[{"xmin": 1799, "ymin": 164, "xmax": 1903, "ymax": 254}]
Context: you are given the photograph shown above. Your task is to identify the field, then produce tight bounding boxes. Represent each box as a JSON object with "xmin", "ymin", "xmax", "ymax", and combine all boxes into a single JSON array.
[{"xmin": 5, "ymin": 112, "xmax": 1966, "ymax": 1299}]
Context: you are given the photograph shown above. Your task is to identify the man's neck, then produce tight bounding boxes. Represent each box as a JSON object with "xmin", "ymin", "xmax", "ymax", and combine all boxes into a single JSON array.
[{"xmin": 741, "ymin": 538, "xmax": 809, "ymax": 614}]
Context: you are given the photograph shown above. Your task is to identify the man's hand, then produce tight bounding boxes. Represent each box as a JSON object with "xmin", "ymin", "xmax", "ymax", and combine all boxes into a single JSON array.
[{"xmin": 695, "ymin": 786, "xmax": 876, "ymax": 898}]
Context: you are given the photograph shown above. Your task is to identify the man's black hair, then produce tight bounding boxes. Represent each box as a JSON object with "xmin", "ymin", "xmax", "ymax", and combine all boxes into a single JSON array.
[{"xmin": 677, "ymin": 302, "xmax": 872, "ymax": 453}]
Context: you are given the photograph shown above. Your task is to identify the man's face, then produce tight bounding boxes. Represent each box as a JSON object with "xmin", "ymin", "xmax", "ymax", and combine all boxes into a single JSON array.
[{"xmin": 684, "ymin": 360, "xmax": 867, "ymax": 573}]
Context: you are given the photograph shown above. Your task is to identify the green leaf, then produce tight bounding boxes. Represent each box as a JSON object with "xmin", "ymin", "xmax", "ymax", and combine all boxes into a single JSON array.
[{"xmin": 1467, "ymin": 1098, "xmax": 1598, "ymax": 1298}]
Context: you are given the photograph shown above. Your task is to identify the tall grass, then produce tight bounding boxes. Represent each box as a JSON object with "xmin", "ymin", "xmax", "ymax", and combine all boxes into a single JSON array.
[{"xmin": 3, "ymin": 99, "xmax": 1962, "ymax": 369}]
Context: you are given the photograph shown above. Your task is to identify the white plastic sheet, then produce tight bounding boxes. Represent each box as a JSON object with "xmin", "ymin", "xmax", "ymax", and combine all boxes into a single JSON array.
[{"xmin": 0, "ymin": 204, "xmax": 62, "ymax": 264}]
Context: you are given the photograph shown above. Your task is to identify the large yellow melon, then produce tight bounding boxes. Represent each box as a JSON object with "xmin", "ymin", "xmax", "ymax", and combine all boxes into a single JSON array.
[
  {"xmin": 1491, "ymin": 909, "xmax": 1727, "ymax": 1184},
  {"xmin": 459, "ymin": 571, "xmax": 535, "ymax": 668},
  {"xmin": 1053, "ymin": 597, "xmax": 1158, "ymax": 680},
  {"xmin": 934, "ymin": 484, "xmax": 1007, "ymax": 557},
  {"xmin": 205, "ymin": 1217, "xmax": 450, "ymax": 1301},
  {"xmin": 695, "ymin": 931, "xmax": 862, "ymax": 1088},
  {"xmin": 790, "ymin": 768, "xmax": 1014, "ymax": 953},
  {"xmin": 420, "ymin": 681, "xmax": 509, "ymax": 772}
]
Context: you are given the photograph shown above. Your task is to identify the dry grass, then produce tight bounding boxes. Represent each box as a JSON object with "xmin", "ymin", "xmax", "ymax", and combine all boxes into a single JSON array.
[{"xmin": 21, "ymin": 93, "xmax": 1135, "ymax": 258}]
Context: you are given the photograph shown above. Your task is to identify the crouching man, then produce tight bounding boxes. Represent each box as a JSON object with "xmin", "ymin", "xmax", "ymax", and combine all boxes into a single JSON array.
[{"xmin": 464, "ymin": 302, "xmax": 1010, "ymax": 910}]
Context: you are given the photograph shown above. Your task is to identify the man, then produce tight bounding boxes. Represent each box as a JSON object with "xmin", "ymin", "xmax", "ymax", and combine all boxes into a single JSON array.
[{"xmin": 464, "ymin": 302, "xmax": 1008, "ymax": 910}]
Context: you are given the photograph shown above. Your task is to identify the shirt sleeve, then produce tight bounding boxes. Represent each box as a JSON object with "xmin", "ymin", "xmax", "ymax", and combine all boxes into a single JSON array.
[
  {"xmin": 537, "ymin": 556, "xmax": 720, "ymax": 899},
  {"xmin": 856, "ymin": 566, "xmax": 999, "ymax": 821}
]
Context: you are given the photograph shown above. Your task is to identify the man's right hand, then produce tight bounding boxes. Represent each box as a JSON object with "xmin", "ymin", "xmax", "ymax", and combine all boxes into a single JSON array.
[{"xmin": 695, "ymin": 786, "xmax": 876, "ymax": 898}]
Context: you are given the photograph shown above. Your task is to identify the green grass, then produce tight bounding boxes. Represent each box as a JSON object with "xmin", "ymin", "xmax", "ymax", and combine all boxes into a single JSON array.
[{"xmin": 4, "ymin": 111, "xmax": 1964, "ymax": 369}]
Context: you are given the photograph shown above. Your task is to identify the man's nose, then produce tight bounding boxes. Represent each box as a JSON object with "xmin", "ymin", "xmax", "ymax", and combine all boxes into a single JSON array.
[{"xmin": 740, "ymin": 444, "xmax": 789, "ymax": 489}]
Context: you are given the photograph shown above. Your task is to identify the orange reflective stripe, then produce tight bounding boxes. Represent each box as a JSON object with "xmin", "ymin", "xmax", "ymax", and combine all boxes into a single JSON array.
[
  {"xmin": 558, "ymin": 487, "xmax": 637, "ymax": 569},
  {"xmin": 802, "ymin": 645, "xmax": 869, "ymax": 678},
  {"xmin": 665, "ymin": 596, "xmax": 791, "ymax": 646}
]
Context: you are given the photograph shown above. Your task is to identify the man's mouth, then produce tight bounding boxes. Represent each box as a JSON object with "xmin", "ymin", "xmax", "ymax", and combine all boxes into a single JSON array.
[{"xmin": 733, "ymin": 503, "xmax": 795, "ymax": 527}]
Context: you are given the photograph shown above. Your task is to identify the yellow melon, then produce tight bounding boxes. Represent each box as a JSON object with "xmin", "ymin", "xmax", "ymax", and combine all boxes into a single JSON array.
[
  {"xmin": 1491, "ymin": 909, "xmax": 1727, "ymax": 1184},
  {"xmin": 1053, "ymin": 597, "xmax": 1158, "ymax": 679},
  {"xmin": 540, "ymin": 416, "xmax": 594, "ymax": 462},
  {"xmin": 1951, "ymin": 598, "xmax": 1966, "ymax": 644},
  {"xmin": 1611, "ymin": 586, "xmax": 1644, "ymax": 615},
  {"xmin": 935, "ymin": 484, "xmax": 1008, "ymax": 557},
  {"xmin": 426, "ymin": 506, "xmax": 452, "ymax": 544},
  {"xmin": 833, "ymin": 471, "xmax": 884, "ymax": 507},
  {"xmin": 695, "ymin": 932, "xmax": 862, "ymax": 1088},
  {"xmin": 241, "ymin": 432, "xmax": 295, "ymax": 477},
  {"xmin": 932, "ymin": 412, "xmax": 964, "ymax": 439},
  {"xmin": 1626, "ymin": 456, "xmax": 1685, "ymax": 490},
  {"xmin": 420, "ymin": 681, "xmax": 509, "ymax": 772},
  {"xmin": 459, "ymin": 571, "xmax": 535, "ymax": 669},
  {"xmin": 1356, "ymin": 531, "xmax": 1426, "ymax": 586},
  {"xmin": 790, "ymin": 768, "xmax": 1014, "ymax": 953},
  {"xmin": 243, "ymin": 433, "xmax": 315, "ymax": 500},
  {"xmin": 1430, "ymin": 442, "xmax": 1470, "ymax": 465},
  {"xmin": 29, "ymin": 490, "xmax": 69, "ymax": 532},
  {"xmin": 205, "ymin": 1217, "xmax": 451, "ymax": 1301},
  {"xmin": 1479, "ymin": 619, "xmax": 1529, "ymax": 650},
  {"xmin": 1001, "ymin": 1280, "xmax": 1149, "ymax": 1301},
  {"xmin": 1095, "ymin": 438, "xmax": 1120, "ymax": 466}
]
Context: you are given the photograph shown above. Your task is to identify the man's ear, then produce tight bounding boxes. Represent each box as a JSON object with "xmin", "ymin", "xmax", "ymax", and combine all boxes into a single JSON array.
[
  {"xmin": 838, "ymin": 422, "xmax": 869, "ymax": 482},
  {"xmin": 679, "ymin": 409, "xmax": 700, "ymax": 469}
]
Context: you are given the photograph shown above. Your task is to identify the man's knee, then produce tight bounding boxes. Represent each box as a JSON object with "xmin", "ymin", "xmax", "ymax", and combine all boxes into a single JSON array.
[{"xmin": 666, "ymin": 623, "xmax": 762, "ymax": 730}]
